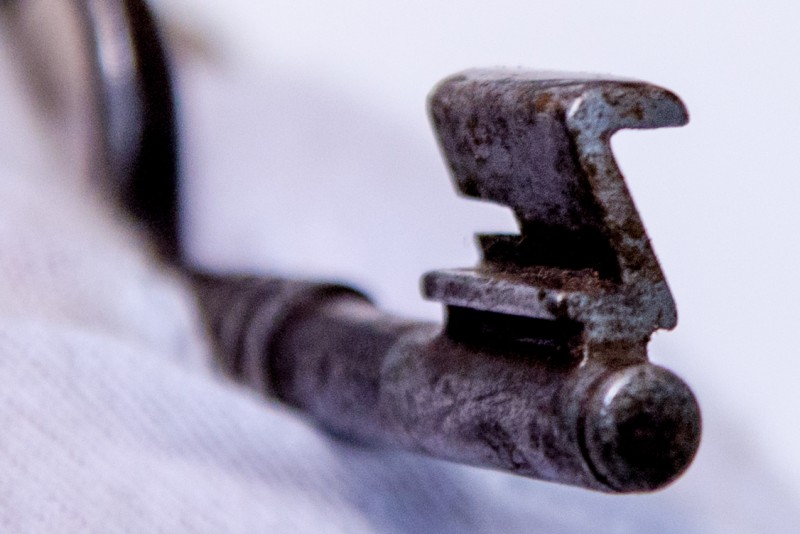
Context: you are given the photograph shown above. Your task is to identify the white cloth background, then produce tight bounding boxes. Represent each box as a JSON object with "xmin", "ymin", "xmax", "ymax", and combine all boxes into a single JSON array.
[{"xmin": 0, "ymin": 1, "xmax": 798, "ymax": 532}]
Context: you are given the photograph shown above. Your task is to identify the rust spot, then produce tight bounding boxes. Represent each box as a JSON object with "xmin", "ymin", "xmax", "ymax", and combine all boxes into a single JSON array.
[
  {"xmin": 622, "ymin": 102, "xmax": 645, "ymax": 121},
  {"xmin": 534, "ymin": 92, "xmax": 553, "ymax": 112}
]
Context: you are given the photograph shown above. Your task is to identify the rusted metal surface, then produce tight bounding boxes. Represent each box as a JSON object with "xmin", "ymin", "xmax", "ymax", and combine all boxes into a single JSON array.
[
  {"xmin": 425, "ymin": 69, "xmax": 686, "ymax": 345},
  {"xmin": 9, "ymin": 0, "xmax": 702, "ymax": 493},
  {"xmin": 194, "ymin": 271, "xmax": 700, "ymax": 493},
  {"xmin": 189, "ymin": 69, "xmax": 701, "ymax": 492}
]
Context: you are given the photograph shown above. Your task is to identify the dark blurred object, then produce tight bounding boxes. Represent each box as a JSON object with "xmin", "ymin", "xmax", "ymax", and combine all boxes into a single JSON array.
[{"xmin": 1, "ymin": 0, "xmax": 178, "ymax": 257}]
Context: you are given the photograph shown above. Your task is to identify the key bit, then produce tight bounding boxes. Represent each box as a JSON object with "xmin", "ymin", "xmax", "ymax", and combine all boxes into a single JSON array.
[{"xmin": 425, "ymin": 69, "xmax": 685, "ymax": 351}]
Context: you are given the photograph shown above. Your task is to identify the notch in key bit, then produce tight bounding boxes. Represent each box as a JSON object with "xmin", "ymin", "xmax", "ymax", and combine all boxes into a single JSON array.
[{"xmin": 425, "ymin": 69, "xmax": 686, "ymax": 354}]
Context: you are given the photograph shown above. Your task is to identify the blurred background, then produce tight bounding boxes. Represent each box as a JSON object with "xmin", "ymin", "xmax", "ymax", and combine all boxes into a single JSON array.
[{"xmin": 1, "ymin": 0, "xmax": 798, "ymax": 531}]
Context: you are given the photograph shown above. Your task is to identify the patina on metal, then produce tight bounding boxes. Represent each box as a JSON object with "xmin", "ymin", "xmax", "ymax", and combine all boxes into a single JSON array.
[
  {"xmin": 4, "ymin": 0, "xmax": 702, "ymax": 493},
  {"xmin": 191, "ymin": 71, "xmax": 701, "ymax": 493},
  {"xmin": 424, "ymin": 69, "xmax": 684, "ymax": 346}
]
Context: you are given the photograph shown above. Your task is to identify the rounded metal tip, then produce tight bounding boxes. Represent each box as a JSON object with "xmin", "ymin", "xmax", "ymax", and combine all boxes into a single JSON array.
[{"xmin": 582, "ymin": 364, "xmax": 702, "ymax": 492}]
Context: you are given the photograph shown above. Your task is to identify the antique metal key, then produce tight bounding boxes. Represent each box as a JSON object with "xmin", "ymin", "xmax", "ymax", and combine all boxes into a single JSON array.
[
  {"xmin": 192, "ymin": 70, "xmax": 701, "ymax": 493},
  {"xmin": 4, "ymin": 0, "xmax": 702, "ymax": 493}
]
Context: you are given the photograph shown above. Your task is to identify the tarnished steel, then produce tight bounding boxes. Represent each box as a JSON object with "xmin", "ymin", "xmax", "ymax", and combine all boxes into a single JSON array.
[
  {"xmin": 424, "ymin": 69, "xmax": 685, "ymax": 345},
  {"xmin": 191, "ymin": 273, "xmax": 368, "ymax": 394},
  {"xmin": 187, "ymin": 69, "xmax": 701, "ymax": 492},
  {"xmin": 9, "ymin": 0, "xmax": 702, "ymax": 493},
  {"xmin": 194, "ymin": 272, "xmax": 700, "ymax": 493}
]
